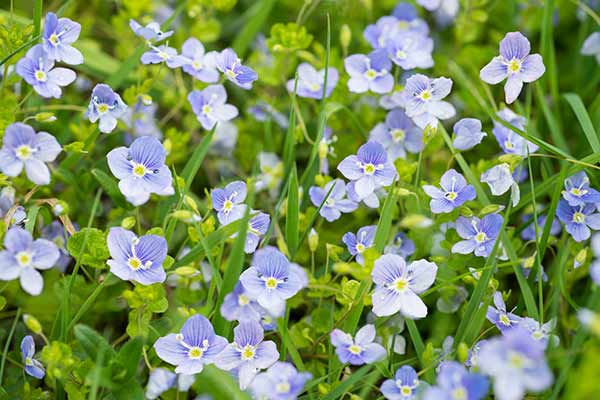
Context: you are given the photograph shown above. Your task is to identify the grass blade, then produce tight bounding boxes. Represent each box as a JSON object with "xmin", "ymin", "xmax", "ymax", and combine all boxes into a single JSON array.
[
  {"xmin": 91, "ymin": 168, "xmax": 128, "ymax": 209},
  {"xmin": 564, "ymin": 92, "xmax": 600, "ymax": 153},
  {"xmin": 286, "ymin": 166, "xmax": 299, "ymax": 259}
]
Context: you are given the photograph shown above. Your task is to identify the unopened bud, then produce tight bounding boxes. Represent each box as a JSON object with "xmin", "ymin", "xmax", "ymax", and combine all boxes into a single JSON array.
[
  {"xmin": 457, "ymin": 342, "xmax": 469, "ymax": 364},
  {"xmin": 121, "ymin": 216, "xmax": 136, "ymax": 229},
  {"xmin": 23, "ymin": 314, "xmax": 42, "ymax": 334},
  {"xmin": 340, "ymin": 24, "xmax": 351, "ymax": 51},
  {"xmin": 308, "ymin": 228, "xmax": 319, "ymax": 252},
  {"xmin": 35, "ymin": 112, "xmax": 56, "ymax": 122}
]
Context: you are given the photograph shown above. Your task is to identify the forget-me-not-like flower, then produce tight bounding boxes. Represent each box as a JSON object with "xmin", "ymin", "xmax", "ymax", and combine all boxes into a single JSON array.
[
  {"xmin": 107, "ymin": 136, "xmax": 173, "ymax": 206},
  {"xmin": 452, "ymin": 118, "xmax": 486, "ymax": 150},
  {"xmin": 562, "ymin": 171, "xmax": 600, "ymax": 207},
  {"xmin": 380, "ymin": 365, "xmax": 420, "ymax": 400},
  {"xmin": 371, "ymin": 254, "xmax": 437, "ymax": 318},
  {"xmin": 214, "ymin": 321, "xmax": 279, "ymax": 390},
  {"xmin": 188, "ymin": 84, "xmax": 239, "ymax": 130},
  {"xmin": 423, "ymin": 361, "xmax": 488, "ymax": 400},
  {"xmin": 492, "ymin": 108, "xmax": 538, "ymax": 156},
  {"xmin": 363, "ymin": 9, "xmax": 429, "ymax": 50},
  {"xmin": 87, "ymin": 84, "xmax": 129, "ymax": 133},
  {"xmin": 107, "ymin": 227, "xmax": 168, "ymax": 285},
  {"xmin": 344, "ymin": 49, "xmax": 394, "ymax": 94},
  {"xmin": 520, "ymin": 317, "xmax": 557, "ymax": 348},
  {"xmin": 129, "ymin": 19, "xmax": 173, "ymax": 42},
  {"xmin": 342, "ymin": 225, "xmax": 376, "ymax": 266},
  {"xmin": 369, "ymin": 109, "xmax": 423, "ymax": 161},
  {"xmin": 521, "ymin": 213, "xmax": 561, "ymax": 241},
  {"xmin": 42, "ymin": 12, "xmax": 83, "ymax": 65},
  {"xmin": 141, "ymin": 45, "xmax": 188, "ymax": 68},
  {"xmin": 287, "ymin": 63, "xmax": 338, "ymax": 99},
  {"xmin": 423, "ymin": 169, "xmax": 476, "ymax": 214},
  {"xmin": 215, "ymin": 48, "xmax": 258, "ymax": 89},
  {"xmin": 154, "ymin": 314, "xmax": 228, "ymax": 374},
  {"xmin": 480, "ymin": 32, "xmax": 545, "ymax": 104},
  {"xmin": 21, "ymin": 336, "xmax": 45, "ymax": 379},
  {"xmin": 309, "ymin": 179, "xmax": 358, "ymax": 222},
  {"xmin": 180, "ymin": 38, "xmax": 219, "ymax": 82},
  {"xmin": 401, "ymin": 74, "xmax": 456, "ymax": 129},
  {"xmin": 220, "ymin": 282, "xmax": 264, "ymax": 323},
  {"xmin": 0, "ymin": 187, "xmax": 26, "ymax": 227},
  {"xmin": 250, "ymin": 361, "xmax": 312, "ymax": 400},
  {"xmin": 211, "ymin": 180, "xmax": 247, "ymax": 225},
  {"xmin": 385, "ymin": 232, "xmax": 416, "ymax": 259},
  {"xmin": 478, "ymin": 328, "xmax": 553, "ymax": 400},
  {"xmin": 452, "ymin": 214, "xmax": 503, "ymax": 258},
  {"xmin": 145, "ymin": 368, "xmax": 195, "ymax": 400},
  {"xmin": 385, "ymin": 32, "xmax": 434, "ymax": 70},
  {"xmin": 0, "ymin": 227, "xmax": 59, "ymax": 295},
  {"xmin": 480, "ymin": 163, "xmax": 520, "ymax": 207},
  {"xmin": 239, "ymin": 247, "xmax": 307, "ymax": 316},
  {"xmin": 486, "ymin": 292, "xmax": 522, "ymax": 333},
  {"xmin": 0, "ymin": 122, "xmax": 62, "ymax": 185},
  {"xmin": 556, "ymin": 199, "xmax": 600, "ymax": 242},
  {"xmin": 245, "ymin": 212, "xmax": 271, "ymax": 254},
  {"xmin": 581, "ymin": 32, "xmax": 600, "ymax": 63},
  {"xmin": 337, "ymin": 141, "xmax": 397, "ymax": 204},
  {"xmin": 16, "ymin": 44, "xmax": 76, "ymax": 99},
  {"xmin": 330, "ymin": 324, "xmax": 387, "ymax": 365}
]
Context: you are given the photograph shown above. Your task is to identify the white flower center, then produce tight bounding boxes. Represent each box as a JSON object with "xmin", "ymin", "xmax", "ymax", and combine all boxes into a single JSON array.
[
  {"xmin": 16, "ymin": 251, "xmax": 32, "ymax": 267},
  {"xmin": 445, "ymin": 191, "xmax": 458, "ymax": 201},
  {"xmin": 474, "ymin": 231, "xmax": 488, "ymax": 243},
  {"xmin": 365, "ymin": 69, "xmax": 378, "ymax": 80},
  {"xmin": 325, "ymin": 198, "xmax": 336, "ymax": 207},
  {"xmin": 226, "ymin": 69, "xmax": 237, "ymax": 79},
  {"xmin": 391, "ymin": 128, "xmax": 406, "ymax": 142},
  {"xmin": 419, "ymin": 90, "xmax": 432, "ymax": 101},
  {"xmin": 573, "ymin": 212, "xmax": 585, "ymax": 224},
  {"xmin": 399, "ymin": 386, "xmax": 412, "ymax": 396},
  {"xmin": 188, "ymin": 346, "xmax": 204, "ymax": 359},
  {"xmin": 363, "ymin": 163, "xmax": 378, "ymax": 175},
  {"xmin": 35, "ymin": 70, "xmax": 47, "ymax": 82},
  {"xmin": 356, "ymin": 243, "xmax": 366, "ymax": 253},
  {"xmin": 132, "ymin": 163, "xmax": 147, "ymax": 178},
  {"xmin": 348, "ymin": 344, "xmax": 362, "ymax": 354},
  {"xmin": 264, "ymin": 276, "xmax": 278, "ymax": 289},
  {"xmin": 240, "ymin": 344, "xmax": 256, "ymax": 360},
  {"xmin": 192, "ymin": 60, "xmax": 202, "ymax": 70},
  {"xmin": 16, "ymin": 145, "xmax": 34, "ymax": 160},
  {"xmin": 507, "ymin": 58, "xmax": 522, "ymax": 74},
  {"xmin": 570, "ymin": 187, "xmax": 587, "ymax": 196},
  {"xmin": 499, "ymin": 314, "xmax": 511, "ymax": 326},
  {"xmin": 395, "ymin": 50, "xmax": 407, "ymax": 60},
  {"xmin": 238, "ymin": 294, "xmax": 250, "ymax": 306},
  {"xmin": 97, "ymin": 103, "xmax": 110, "ymax": 114},
  {"xmin": 275, "ymin": 382, "xmax": 291, "ymax": 393},
  {"xmin": 49, "ymin": 33, "xmax": 60, "ymax": 46},
  {"xmin": 223, "ymin": 199, "xmax": 233, "ymax": 212},
  {"xmin": 202, "ymin": 104, "xmax": 212, "ymax": 115},
  {"xmin": 452, "ymin": 387, "xmax": 467, "ymax": 400},
  {"xmin": 392, "ymin": 277, "xmax": 409, "ymax": 292}
]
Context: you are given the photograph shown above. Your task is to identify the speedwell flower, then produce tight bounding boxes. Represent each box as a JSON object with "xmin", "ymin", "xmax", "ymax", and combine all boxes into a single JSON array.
[
  {"xmin": 107, "ymin": 227, "xmax": 168, "ymax": 285},
  {"xmin": 211, "ymin": 180, "xmax": 247, "ymax": 225},
  {"xmin": 180, "ymin": 38, "xmax": 219, "ymax": 82},
  {"xmin": 363, "ymin": 10, "xmax": 428, "ymax": 50},
  {"xmin": 215, "ymin": 48, "xmax": 258, "ymax": 89},
  {"xmin": 452, "ymin": 214, "xmax": 503, "ymax": 258},
  {"xmin": 107, "ymin": 136, "xmax": 173, "ymax": 206},
  {"xmin": 214, "ymin": 321, "xmax": 279, "ymax": 390},
  {"xmin": 250, "ymin": 361, "xmax": 312, "ymax": 400},
  {"xmin": 21, "ymin": 336, "xmax": 45, "ymax": 379},
  {"xmin": 422, "ymin": 169, "xmax": 476, "ymax": 214},
  {"xmin": 129, "ymin": 19, "xmax": 173, "ymax": 42},
  {"xmin": 0, "ymin": 122, "xmax": 62, "ymax": 185},
  {"xmin": 371, "ymin": 254, "xmax": 437, "ymax": 318},
  {"xmin": 153, "ymin": 314, "xmax": 228, "ymax": 374},
  {"xmin": 308, "ymin": 179, "xmax": 358, "ymax": 222},
  {"xmin": 42, "ymin": 12, "xmax": 83, "ymax": 65},
  {"xmin": 581, "ymin": 32, "xmax": 600, "ymax": 63},
  {"xmin": 42, "ymin": 221, "xmax": 73, "ymax": 272},
  {"xmin": 401, "ymin": 74, "xmax": 456, "ymax": 129},
  {"xmin": 330, "ymin": 324, "xmax": 387, "ymax": 365},
  {"xmin": 380, "ymin": 365, "xmax": 420, "ymax": 400},
  {"xmin": 385, "ymin": 232, "xmax": 416, "ymax": 259},
  {"xmin": 562, "ymin": 171, "xmax": 600, "ymax": 207},
  {"xmin": 385, "ymin": 32, "xmax": 434, "ymax": 70},
  {"xmin": 245, "ymin": 212, "xmax": 271, "ymax": 254},
  {"xmin": 492, "ymin": 108, "xmax": 538, "ymax": 156},
  {"xmin": 481, "ymin": 163, "xmax": 520, "ymax": 206},
  {"xmin": 0, "ymin": 227, "xmax": 59, "ymax": 296},
  {"xmin": 342, "ymin": 225, "xmax": 376, "ymax": 266},
  {"xmin": 344, "ymin": 49, "xmax": 394, "ymax": 94},
  {"xmin": 521, "ymin": 213, "xmax": 561, "ymax": 241},
  {"xmin": 188, "ymin": 84, "xmax": 239, "ymax": 130},
  {"xmin": 141, "ymin": 45, "xmax": 188, "ymax": 68},
  {"xmin": 16, "ymin": 44, "xmax": 76, "ymax": 98},
  {"xmin": 369, "ymin": 109, "xmax": 423, "ymax": 161},
  {"xmin": 286, "ymin": 63, "xmax": 338, "ymax": 99},
  {"xmin": 486, "ymin": 292, "xmax": 522, "ymax": 333},
  {"xmin": 87, "ymin": 84, "xmax": 128, "ymax": 133},
  {"xmin": 220, "ymin": 282, "xmax": 264, "ymax": 323},
  {"xmin": 423, "ymin": 361, "xmax": 488, "ymax": 400},
  {"xmin": 452, "ymin": 118, "xmax": 486, "ymax": 151},
  {"xmin": 556, "ymin": 200, "xmax": 600, "ymax": 242},
  {"xmin": 480, "ymin": 32, "xmax": 545, "ymax": 104}
]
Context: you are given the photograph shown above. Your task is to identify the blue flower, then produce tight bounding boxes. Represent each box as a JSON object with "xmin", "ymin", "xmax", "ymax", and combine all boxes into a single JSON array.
[
  {"xmin": 0, "ymin": 122, "xmax": 62, "ymax": 185},
  {"xmin": 318, "ymin": 127, "xmax": 336, "ymax": 174},
  {"xmin": 562, "ymin": 171, "xmax": 600, "ymax": 207},
  {"xmin": 123, "ymin": 96, "xmax": 162, "ymax": 141},
  {"xmin": 250, "ymin": 361, "xmax": 312, "ymax": 400},
  {"xmin": 239, "ymin": 247, "xmax": 306, "ymax": 316},
  {"xmin": 286, "ymin": 63, "xmax": 338, "ymax": 99},
  {"xmin": 42, "ymin": 12, "xmax": 83, "ymax": 65},
  {"xmin": 145, "ymin": 368, "xmax": 176, "ymax": 400},
  {"xmin": 371, "ymin": 254, "xmax": 437, "ymax": 318},
  {"xmin": 480, "ymin": 163, "xmax": 520, "ymax": 206},
  {"xmin": 451, "ymin": 214, "xmax": 503, "ymax": 258},
  {"xmin": 520, "ymin": 317, "xmax": 557, "ymax": 348},
  {"xmin": 581, "ymin": 32, "xmax": 600, "ymax": 63},
  {"xmin": 384, "ymin": 232, "xmax": 416, "ymax": 259},
  {"xmin": 309, "ymin": 179, "xmax": 358, "ymax": 223},
  {"xmin": 520, "ymin": 213, "xmax": 561, "ymax": 241},
  {"xmin": 214, "ymin": 321, "xmax": 279, "ymax": 389},
  {"xmin": 180, "ymin": 38, "xmax": 219, "ymax": 82},
  {"xmin": 248, "ymin": 101, "xmax": 289, "ymax": 129},
  {"xmin": 344, "ymin": 49, "xmax": 394, "ymax": 94},
  {"xmin": 380, "ymin": 365, "xmax": 420, "ymax": 399},
  {"xmin": 141, "ymin": 45, "xmax": 188, "ymax": 68},
  {"xmin": 369, "ymin": 109, "xmax": 423, "ymax": 161},
  {"xmin": 129, "ymin": 19, "xmax": 173, "ymax": 43},
  {"xmin": 188, "ymin": 84, "xmax": 239, "ymax": 130},
  {"xmin": 87, "ymin": 84, "xmax": 129, "ymax": 133},
  {"xmin": 215, "ymin": 48, "xmax": 258, "ymax": 89},
  {"xmin": 423, "ymin": 169, "xmax": 476, "ymax": 214},
  {"xmin": 211, "ymin": 180, "xmax": 247, "ymax": 225},
  {"xmin": 385, "ymin": 32, "xmax": 434, "ymax": 70},
  {"xmin": 0, "ymin": 187, "xmax": 26, "ymax": 227},
  {"xmin": 107, "ymin": 136, "xmax": 173, "ymax": 206},
  {"xmin": 41, "ymin": 221, "xmax": 74, "ymax": 272},
  {"xmin": 452, "ymin": 118, "xmax": 486, "ymax": 150},
  {"xmin": 220, "ymin": 282, "xmax": 264, "ymax": 323},
  {"xmin": 245, "ymin": 212, "xmax": 271, "ymax": 254},
  {"xmin": 337, "ymin": 141, "xmax": 397, "ymax": 205},
  {"xmin": 492, "ymin": 108, "xmax": 538, "ymax": 156},
  {"xmin": 0, "ymin": 227, "xmax": 59, "ymax": 295},
  {"xmin": 478, "ymin": 328, "xmax": 553, "ymax": 400},
  {"xmin": 21, "ymin": 336, "xmax": 45, "ymax": 379},
  {"xmin": 486, "ymin": 292, "xmax": 522, "ymax": 333},
  {"xmin": 423, "ymin": 361, "xmax": 488, "ymax": 400},
  {"xmin": 16, "ymin": 44, "xmax": 76, "ymax": 98},
  {"xmin": 400, "ymin": 74, "xmax": 456, "ymax": 129},
  {"xmin": 342, "ymin": 225, "xmax": 376, "ymax": 266},
  {"xmin": 480, "ymin": 32, "xmax": 545, "ymax": 104},
  {"xmin": 330, "ymin": 324, "xmax": 387, "ymax": 365},
  {"xmin": 556, "ymin": 200, "xmax": 600, "ymax": 242},
  {"xmin": 363, "ymin": 12, "xmax": 428, "ymax": 50},
  {"xmin": 107, "ymin": 227, "xmax": 168, "ymax": 285},
  {"xmin": 153, "ymin": 314, "xmax": 228, "ymax": 374}
]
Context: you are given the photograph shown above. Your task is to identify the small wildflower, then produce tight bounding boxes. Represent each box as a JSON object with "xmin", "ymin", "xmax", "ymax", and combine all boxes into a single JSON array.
[
  {"xmin": 452, "ymin": 214, "xmax": 503, "ymax": 258},
  {"xmin": 422, "ymin": 169, "xmax": 476, "ymax": 214},
  {"xmin": 308, "ymin": 179, "xmax": 358, "ymax": 222},
  {"xmin": 380, "ymin": 365, "xmax": 420, "ymax": 400},
  {"xmin": 342, "ymin": 225, "xmax": 376, "ymax": 266},
  {"xmin": 21, "ymin": 336, "xmax": 45, "ymax": 379},
  {"xmin": 330, "ymin": 324, "xmax": 387, "ymax": 365},
  {"xmin": 287, "ymin": 63, "xmax": 338, "ymax": 99},
  {"xmin": 486, "ymin": 292, "xmax": 522, "ymax": 333},
  {"xmin": 452, "ymin": 118, "xmax": 486, "ymax": 151},
  {"xmin": 42, "ymin": 12, "xmax": 83, "ymax": 64},
  {"xmin": 344, "ymin": 49, "xmax": 394, "ymax": 94},
  {"xmin": 215, "ymin": 48, "xmax": 258, "ymax": 89},
  {"xmin": 87, "ymin": 84, "xmax": 128, "ymax": 133},
  {"xmin": 16, "ymin": 45, "xmax": 76, "ymax": 98},
  {"xmin": 188, "ymin": 84, "xmax": 239, "ymax": 130}
]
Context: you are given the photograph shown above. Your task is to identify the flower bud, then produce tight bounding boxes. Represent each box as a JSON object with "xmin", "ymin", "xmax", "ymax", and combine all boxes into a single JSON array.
[
  {"xmin": 340, "ymin": 24, "xmax": 351, "ymax": 52},
  {"xmin": 308, "ymin": 228, "xmax": 319, "ymax": 252},
  {"xmin": 457, "ymin": 342, "xmax": 470, "ymax": 364},
  {"xmin": 121, "ymin": 216, "xmax": 136, "ymax": 229},
  {"xmin": 23, "ymin": 314, "xmax": 42, "ymax": 335},
  {"xmin": 35, "ymin": 112, "xmax": 56, "ymax": 122}
]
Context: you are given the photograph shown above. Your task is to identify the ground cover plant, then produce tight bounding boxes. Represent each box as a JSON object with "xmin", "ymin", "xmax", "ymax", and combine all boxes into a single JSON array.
[{"xmin": 0, "ymin": 0, "xmax": 600, "ymax": 399}]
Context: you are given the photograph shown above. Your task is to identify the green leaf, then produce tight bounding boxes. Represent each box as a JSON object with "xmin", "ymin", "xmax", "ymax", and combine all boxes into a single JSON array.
[
  {"xmin": 285, "ymin": 166, "xmax": 299, "ymax": 258},
  {"xmin": 115, "ymin": 338, "xmax": 143, "ymax": 382},
  {"xmin": 564, "ymin": 93, "xmax": 600, "ymax": 153},
  {"xmin": 322, "ymin": 365, "xmax": 372, "ymax": 400},
  {"xmin": 91, "ymin": 168, "xmax": 129, "ymax": 209},
  {"xmin": 67, "ymin": 228, "xmax": 109, "ymax": 269},
  {"xmin": 180, "ymin": 127, "xmax": 216, "ymax": 195},
  {"xmin": 231, "ymin": 0, "xmax": 277, "ymax": 57},
  {"xmin": 74, "ymin": 324, "xmax": 115, "ymax": 363}
]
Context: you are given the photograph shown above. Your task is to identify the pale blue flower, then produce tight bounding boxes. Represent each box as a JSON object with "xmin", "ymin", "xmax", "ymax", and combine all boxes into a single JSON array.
[
  {"xmin": 344, "ymin": 50, "xmax": 394, "ymax": 94},
  {"xmin": 422, "ymin": 169, "xmax": 476, "ymax": 214},
  {"xmin": 581, "ymin": 32, "xmax": 600, "ymax": 63},
  {"xmin": 330, "ymin": 324, "xmax": 387, "ymax": 365},
  {"xmin": 452, "ymin": 118, "xmax": 486, "ymax": 150},
  {"xmin": 16, "ymin": 44, "xmax": 76, "ymax": 98},
  {"xmin": 129, "ymin": 19, "xmax": 173, "ymax": 42},
  {"xmin": 215, "ymin": 48, "xmax": 258, "ymax": 89},
  {"xmin": 480, "ymin": 163, "xmax": 520, "ymax": 207},
  {"xmin": 452, "ymin": 214, "xmax": 503, "ymax": 258},
  {"xmin": 380, "ymin": 365, "xmax": 420, "ymax": 399},
  {"xmin": 342, "ymin": 225, "xmax": 376, "ymax": 265},
  {"xmin": 556, "ymin": 200, "xmax": 600, "ymax": 242},
  {"xmin": 423, "ymin": 361, "xmax": 488, "ymax": 400},
  {"xmin": 309, "ymin": 179, "xmax": 358, "ymax": 222},
  {"xmin": 188, "ymin": 84, "xmax": 239, "ymax": 130},
  {"xmin": 250, "ymin": 362, "xmax": 312, "ymax": 400},
  {"xmin": 141, "ymin": 45, "xmax": 188, "ymax": 68},
  {"xmin": 21, "ymin": 336, "xmax": 45, "ymax": 379},
  {"xmin": 42, "ymin": 12, "xmax": 83, "ymax": 64},
  {"xmin": 486, "ymin": 292, "xmax": 522, "ymax": 333},
  {"xmin": 211, "ymin": 180, "xmax": 247, "ymax": 225},
  {"xmin": 562, "ymin": 171, "xmax": 600, "ymax": 207},
  {"xmin": 287, "ymin": 63, "xmax": 338, "ymax": 99},
  {"xmin": 180, "ymin": 38, "xmax": 219, "ymax": 82},
  {"xmin": 401, "ymin": 74, "xmax": 456, "ymax": 129},
  {"xmin": 385, "ymin": 32, "xmax": 434, "ymax": 70},
  {"xmin": 87, "ymin": 84, "xmax": 128, "ymax": 133},
  {"xmin": 492, "ymin": 108, "xmax": 538, "ymax": 156},
  {"xmin": 369, "ymin": 109, "xmax": 423, "ymax": 161}
]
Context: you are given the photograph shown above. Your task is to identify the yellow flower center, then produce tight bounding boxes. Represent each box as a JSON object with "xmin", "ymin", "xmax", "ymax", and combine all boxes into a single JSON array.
[
  {"xmin": 365, "ymin": 69, "xmax": 377, "ymax": 79},
  {"xmin": 158, "ymin": 51, "xmax": 170, "ymax": 60},
  {"xmin": 202, "ymin": 104, "xmax": 212, "ymax": 115},
  {"xmin": 34, "ymin": 70, "xmax": 47, "ymax": 82},
  {"xmin": 226, "ymin": 69, "xmax": 237, "ymax": 79},
  {"xmin": 445, "ymin": 191, "xmax": 458, "ymax": 201},
  {"xmin": 241, "ymin": 345, "xmax": 255, "ymax": 360},
  {"xmin": 325, "ymin": 198, "xmax": 336, "ymax": 207},
  {"xmin": 504, "ymin": 140, "xmax": 514, "ymax": 150},
  {"xmin": 25, "ymin": 357, "xmax": 34, "ymax": 366},
  {"xmin": 420, "ymin": 90, "xmax": 432, "ymax": 101},
  {"xmin": 363, "ymin": 163, "xmax": 376, "ymax": 175},
  {"xmin": 391, "ymin": 128, "xmax": 406, "ymax": 142},
  {"xmin": 570, "ymin": 187, "xmax": 587, "ymax": 196},
  {"xmin": 238, "ymin": 294, "xmax": 250, "ymax": 306},
  {"xmin": 127, "ymin": 257, "xmax": 142, "ymax": 270},
  {"xmin": 395, "ymin": 50, "xmax": 407, "ymax": 60},
  {"xmin": 573, "ymin": 212, "xmax": 585, "ymax": 224},
  {"xmin": 223, "ymin": 199, "xmax": 233, "ymax": 211},
  {"xmin": 265, "ymin": 277, "xmax": 278, "ymax": 289},
  {"xmin": 474, "ymin": 231, "xmax": 488, "ymax": 243},
  {"xmin": 499, "ymin": 314, "xmax": 511, "ymax": 326},
  {"xmin": 16, "ymin": 251, "xmax": 32, "ymax": 267},
  {"xmin": 192, "ymin": 60, "xmax": 202, "ymax": 69},
  {"xmin": 132, "ymin": 163, "xmax": 147, "ymax": 177},
  {"xmin": 97, "ymin": 103, "xmax": 109, "ymax": 114},
  {"xmin": 400, "ymin": 386, "xmax": 412, "ymax": 395},
  {"xmin": 356, "ymin": 243, "xmax": 366, "ymax": 253},
  {"xmin": 452, "ymin": 387, "xmax": 467, "ymax": 400},
  {"xmin": 348, "ymin": 344, "xmax": 362, "ymax": 355},
  {"xmin": 49, "ymin": 33, "xmax": 59, "ymax": 45},
  {"xmin": 188, "ymin": 347, "xmax": 203, "ymax": 359},
  {"xmin": 509, "ymin": 352, "xmax": 524, "ymax": 368},
  {"xmin": 508, "ymin": 59, "xmax": 521, "ymax": 73},
  {"xmin": 276, "ymin": 382, "xmax": 291, "ymax": 393},
  {"xmin": 16, "ymin": 145, "xmax": 33, "ymax": 160},
  {"xmin": 393, "ymin": 278, "xmax": 409, "ymax": 292}
]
